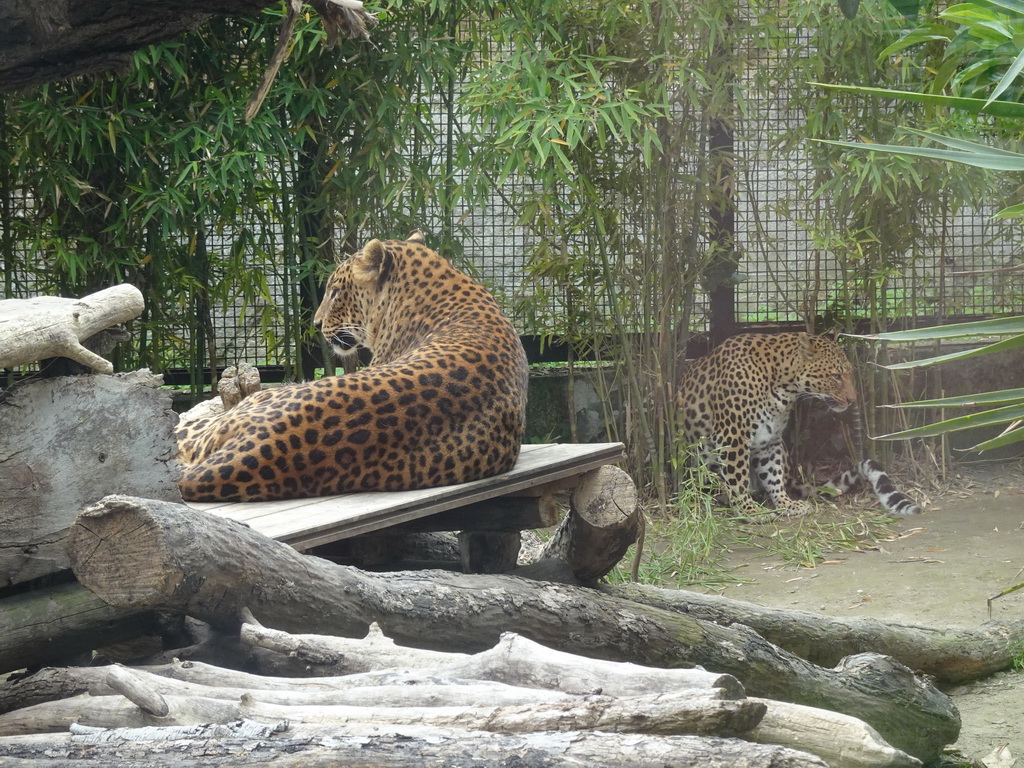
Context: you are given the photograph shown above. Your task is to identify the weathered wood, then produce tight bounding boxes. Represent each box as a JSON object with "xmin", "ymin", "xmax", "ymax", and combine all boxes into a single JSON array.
[
  {"xmin": 5, "ymin": 665, "xmax": 582, "ymax": 710},
  {"xmin": 0, "ymin": 582, "xmax": 155, "ymax": 677},
  {"xmin": 0, "ymin": 286, "xmax": 144, "ymax": 373},
  {"xmin": 606, "ymin": 583, "xmax": 1024, "ymax": 685},
  {"xmin": 457, "ymin": 530, "xmax": 521, "ymax": 573},
  {"xmin": 186, "ymin": 441, "xmax": 624, "ymax": 551},
  {"xmin": 238, "ymin": 621, "xmax": 745, "ymax": 696},
  {"xmin": 0, "ymin": 685, "xmax": 765, "ymax": 739},
  {"xmin": 398, "ymin": 495, "xmax": 563, "ymax": 533},
  {"xmin": 0, "ymin": 371, "xmax": 180, "ymax": 586},
  {"xmin": 0, "ymin": 1, "xmax": 376, "ymax": 94},
  {"xmin": 65, "ymin": 494, "xmax": 959, "ymax": 762},
  {"xmin": 0, "ymin": 727, "xmax": 829, "ymax": 768},
  {"xmin": 521, "ymin": 464, "xmax": 640, "ymax": 583},
  {"xmin": 312, "ymin": 531, "xmax": 463, "ymax": 571},
  {"xmin": 748, "ymin": 698, "xmax": 921, "ymax": 768}
]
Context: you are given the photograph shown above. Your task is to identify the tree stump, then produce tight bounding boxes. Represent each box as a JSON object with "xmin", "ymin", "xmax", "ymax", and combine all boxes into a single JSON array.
[{"xmin": 0, "ymin": 371, "xmax": 180, "ymax": 586}]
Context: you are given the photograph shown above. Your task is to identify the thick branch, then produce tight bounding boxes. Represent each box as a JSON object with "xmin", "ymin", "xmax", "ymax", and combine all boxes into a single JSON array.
[
  {"xmin": 0, "ymin": 1, "xmax": 375, "ymax": 93},
  {"xmin": 0, "ymin": 286, "xmax": 144, "ymax": 373},
  {"xmin": 605, "ymin": 583, "xmax": 1024, "ymax": 685}
]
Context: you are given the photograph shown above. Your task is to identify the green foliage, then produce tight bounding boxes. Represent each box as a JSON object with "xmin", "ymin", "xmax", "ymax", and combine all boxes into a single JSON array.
[
  {"xmin": 819, "ymin": 0, "xmax": 1024, "ymax": 453},
  {"xmin": 0, "ymin": 4, "xmax": 478, "ymax": 391},
  {"xmin": 853, "ymin": 317, "xmax": 1024, "ymax": 449}
]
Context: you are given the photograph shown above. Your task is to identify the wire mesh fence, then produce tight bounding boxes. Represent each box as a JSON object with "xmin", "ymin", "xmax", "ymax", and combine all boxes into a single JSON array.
[{"xmin": 2, "ymin": 11, "xmax": 1022, "ymax": 384}]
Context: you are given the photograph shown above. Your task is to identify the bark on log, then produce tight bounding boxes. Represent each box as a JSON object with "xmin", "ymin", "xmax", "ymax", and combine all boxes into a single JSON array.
[
  {"xmin": 749, "ymin": 699, "xmax": 921, "ymax": 768},
  {"xmin": 0, "ymin": 370, "xmax": 180, "ymax": 586},
  {"xmin": 606, "ymin": 583, "xmax": 1024, "ymax": 685},
  {"xmin": 0, "ymin": 727, "xmax": 829, "ymax": 768},
  {"xmin": 66, "ymin": 494, "xmax": 959, "ymax": 762},
  {"xmin": 0, "ymin": 1, "xmax": 376, "ymax": 94},
  {"xmin": 0, "ymin": 582, "xmax": 155, "ymax": 677},
  {"xmin": 0, "ymin": 286, "xmax": 144, "ymax": 373},
  {"xmin": 238, "ymin": 620, "xmax": 745, "ymax": 696},
  {"xmin": 513, "ymin": 464, "xmax": 640, "ymax": 584},
  {"xmin": 0, "ymin": 686, "xmax": 765, "ymax": 740}
]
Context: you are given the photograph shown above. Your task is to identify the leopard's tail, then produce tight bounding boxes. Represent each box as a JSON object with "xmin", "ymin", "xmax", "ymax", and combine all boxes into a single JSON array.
[
  {"xmin": 858, "ymin": 458, "xmax": 922, "ymax": 516},
  {"xmin": 823, "ymin": 402, "xmax": 921, "ymax": 515}
]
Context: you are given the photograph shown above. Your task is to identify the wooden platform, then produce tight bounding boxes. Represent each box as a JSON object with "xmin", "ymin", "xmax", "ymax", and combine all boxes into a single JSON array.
[{"xmin": 188, "ymin": 442, "xmax": 625, "ymax": 551}]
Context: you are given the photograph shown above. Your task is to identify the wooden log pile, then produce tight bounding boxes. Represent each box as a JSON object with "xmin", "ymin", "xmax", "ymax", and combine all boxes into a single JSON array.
[
  {"xmin": 0, "ymin": 492, "xmax": 983, "ymax": 767},
  {"xmin": 0, "ymin": 613, "xmax": 921, "ymax": 768}
]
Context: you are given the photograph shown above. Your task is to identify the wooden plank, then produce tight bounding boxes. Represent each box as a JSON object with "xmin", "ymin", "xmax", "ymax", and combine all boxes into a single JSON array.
[{"xmin": 189, "ymin": 442, "xmax": 624, "ymax": 551}]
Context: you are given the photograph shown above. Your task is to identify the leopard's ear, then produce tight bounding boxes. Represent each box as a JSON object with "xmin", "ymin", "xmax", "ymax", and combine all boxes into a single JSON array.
[
  {"xmin": 351, "ymin": 239, "xmax": 395, "ymax": 288},
  {"xmin": 406, "ymin": 229, "xmax": 425, "ymax": 244},
  {"xmin": 796, "ymin": 331, "xmax": 815, "ymax": 360}
]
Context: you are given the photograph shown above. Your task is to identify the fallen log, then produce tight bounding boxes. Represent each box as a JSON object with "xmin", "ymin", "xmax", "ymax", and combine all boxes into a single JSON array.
[
  {"xmin": 66, "ymin": 494, "xmax": 959, "ymax": 762},
  {"xmin": 0, "ymin": 582, "xmax": 155, "ymax": 676},
  {"xmin": 238, "ymin": 619, "xmax": 745, "ymax": 696},
  {"xmin": 0, "ymin": 285, "xmax": 144, "ymax": 374},
  {"xmin": 0, "ymin": 684, "xmax": 765, "ymax": 739},
  {"xmin": 606, "ymin": 583, "xmax": 1024, "ymax": 684},
  {"xmin": 0, "ymin": 726, "xmax": 830, "ymax": 768}
]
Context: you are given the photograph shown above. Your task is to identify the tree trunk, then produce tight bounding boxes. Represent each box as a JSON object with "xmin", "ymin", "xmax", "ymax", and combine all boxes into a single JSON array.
[
  {"xmin": 0, "ymin": 726, "xmax": 830, "ymax": 768},
  {"xmin": 0, "ymin": 582, "xmax": 155, "ymax": 676},
  {"xmin": 514, "ymin": 464, "xmax": 640, "ymax": 584},
  {"xmin": 0, "ymin": 370, "xmax": 181, "ymax": 587},
  {"xmin": 606, "ymin": 582, "xmax": 1024, "ymax": 685},
  {"xmin": 65, "ymin": 494, "xmax": 959, "ymax": 763},
  {"xmin": 0, "ymin": 686, "xmax": 765, "ymax": 740}
]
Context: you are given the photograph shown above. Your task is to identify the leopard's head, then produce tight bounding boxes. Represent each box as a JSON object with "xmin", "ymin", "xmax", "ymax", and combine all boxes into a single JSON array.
[
  {"xmin": 313, "ymin": 231, "xmax": 427, "ymax": 361},
  {"xmin": 795, "ymin": 333, "xmax": 857, "ymax": 412}
]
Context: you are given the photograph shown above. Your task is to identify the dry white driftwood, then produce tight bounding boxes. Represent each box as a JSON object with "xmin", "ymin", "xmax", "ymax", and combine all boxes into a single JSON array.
[
  {"xmin": 0, "ymin": 285, "xmax": 144, "ymax": 373},
  {"xmin": 0, "ymin": 726, "xmax": 830, "ymax": 768},
  {"xmin": 239, "ymin": 618, "xmax": 745, "ymax": 696},
  {"xmin": 0, "ymin": 659, "xmax": 762, "ymax": 738},
  {"xmin": 749, "ymin": 699, "xmax": 921, "ymax": 768}
]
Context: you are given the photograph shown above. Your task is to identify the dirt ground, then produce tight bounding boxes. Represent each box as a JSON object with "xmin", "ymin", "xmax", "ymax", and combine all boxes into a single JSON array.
[{"xmin": 702, "ymin": 460, "xmax": 1024, "ymax": 766}]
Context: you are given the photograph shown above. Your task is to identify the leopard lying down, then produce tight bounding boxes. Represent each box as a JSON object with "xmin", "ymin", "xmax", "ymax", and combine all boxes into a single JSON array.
[
  {"xmin": 176, "ymin": 232, "xmax": 529, "ymax": 502},
  {"xmin": 676, "ymin": 332, "xmax": 921, "ymax": 519}
]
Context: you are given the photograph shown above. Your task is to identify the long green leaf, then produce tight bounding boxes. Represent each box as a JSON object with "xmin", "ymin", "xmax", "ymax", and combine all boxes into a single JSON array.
[
  {"xmin": 816, "ymin": 139, "xmax": 1024, "ymax": 171},
  {"xmin": 847, "ymin": 315, "xmax": 1024, "ymax": 341},
  {"xmin": 811, "ymin": 82, "xmax": 1024, "ymax": 118},
  {"xmin": 975, "ymin": 0, "xmax": 1024, "ymax": 18},
  {"xmin": 881, "ymin": 333, "xmax": 1024, "ymax": 369},
  {"xmin": 969, "ymin": 423, "xmax": 1024, "ymax": 451},
  {"xmin": 985, "ymin": 45, "xmax": 1024, "ymax": 106},
  {"xmin": 904, "ymin": 128, "xmax": 1024, "ymax": 157},
  {"xmin": 874, "ymin": 401, "xmax": 1024, "ymax": 439},
  {"xmin": 881, "ymin": 386, "xmax": 1024, "ymax": 408}
]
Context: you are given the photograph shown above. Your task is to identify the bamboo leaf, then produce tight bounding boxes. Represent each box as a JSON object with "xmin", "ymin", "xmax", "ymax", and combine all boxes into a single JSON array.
[
  {"xmin": 969, "ymin": 423, "xmax": 1024, "ymax": 451},
  {"xmin": 985, "ymin": 45, "xmax": 1024, "ymax": 106},
  {"xmin": 880, "ymin": 333, "xmax": 1024, "ymax": 370},
  {"xmin": 811, "ymin": 82, "xmax": 1024, "ymax": 118},
  {"xmin": 847, "ymin": 315, "xmax": 1024, "ymax": 341},
  {"xmin": 816, "ymin": 139, "xmax": 1024, "ymax": 171},
  {"xmin": 874, "ymin": 402, "xmax": 1024, "ymax": 439},
  {"xmin": 882, "ymin": 386, "xmax": 1024, "ymax": 408}
]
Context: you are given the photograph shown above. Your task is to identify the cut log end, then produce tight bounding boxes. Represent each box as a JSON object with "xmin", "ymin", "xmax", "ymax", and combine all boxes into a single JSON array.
[{"xmin": 69, "ymin": 496, "xmax": 181, "ymax": 610}]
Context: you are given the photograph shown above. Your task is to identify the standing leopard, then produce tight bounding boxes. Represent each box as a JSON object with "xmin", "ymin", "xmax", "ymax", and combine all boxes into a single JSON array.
[
  {"xmin": 176, "ymin": 232, "xmax": 529, "ymax": 502},
  {"xmin": 676, "ymin": 332, "xmax": 920, "ymax": 518}
]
